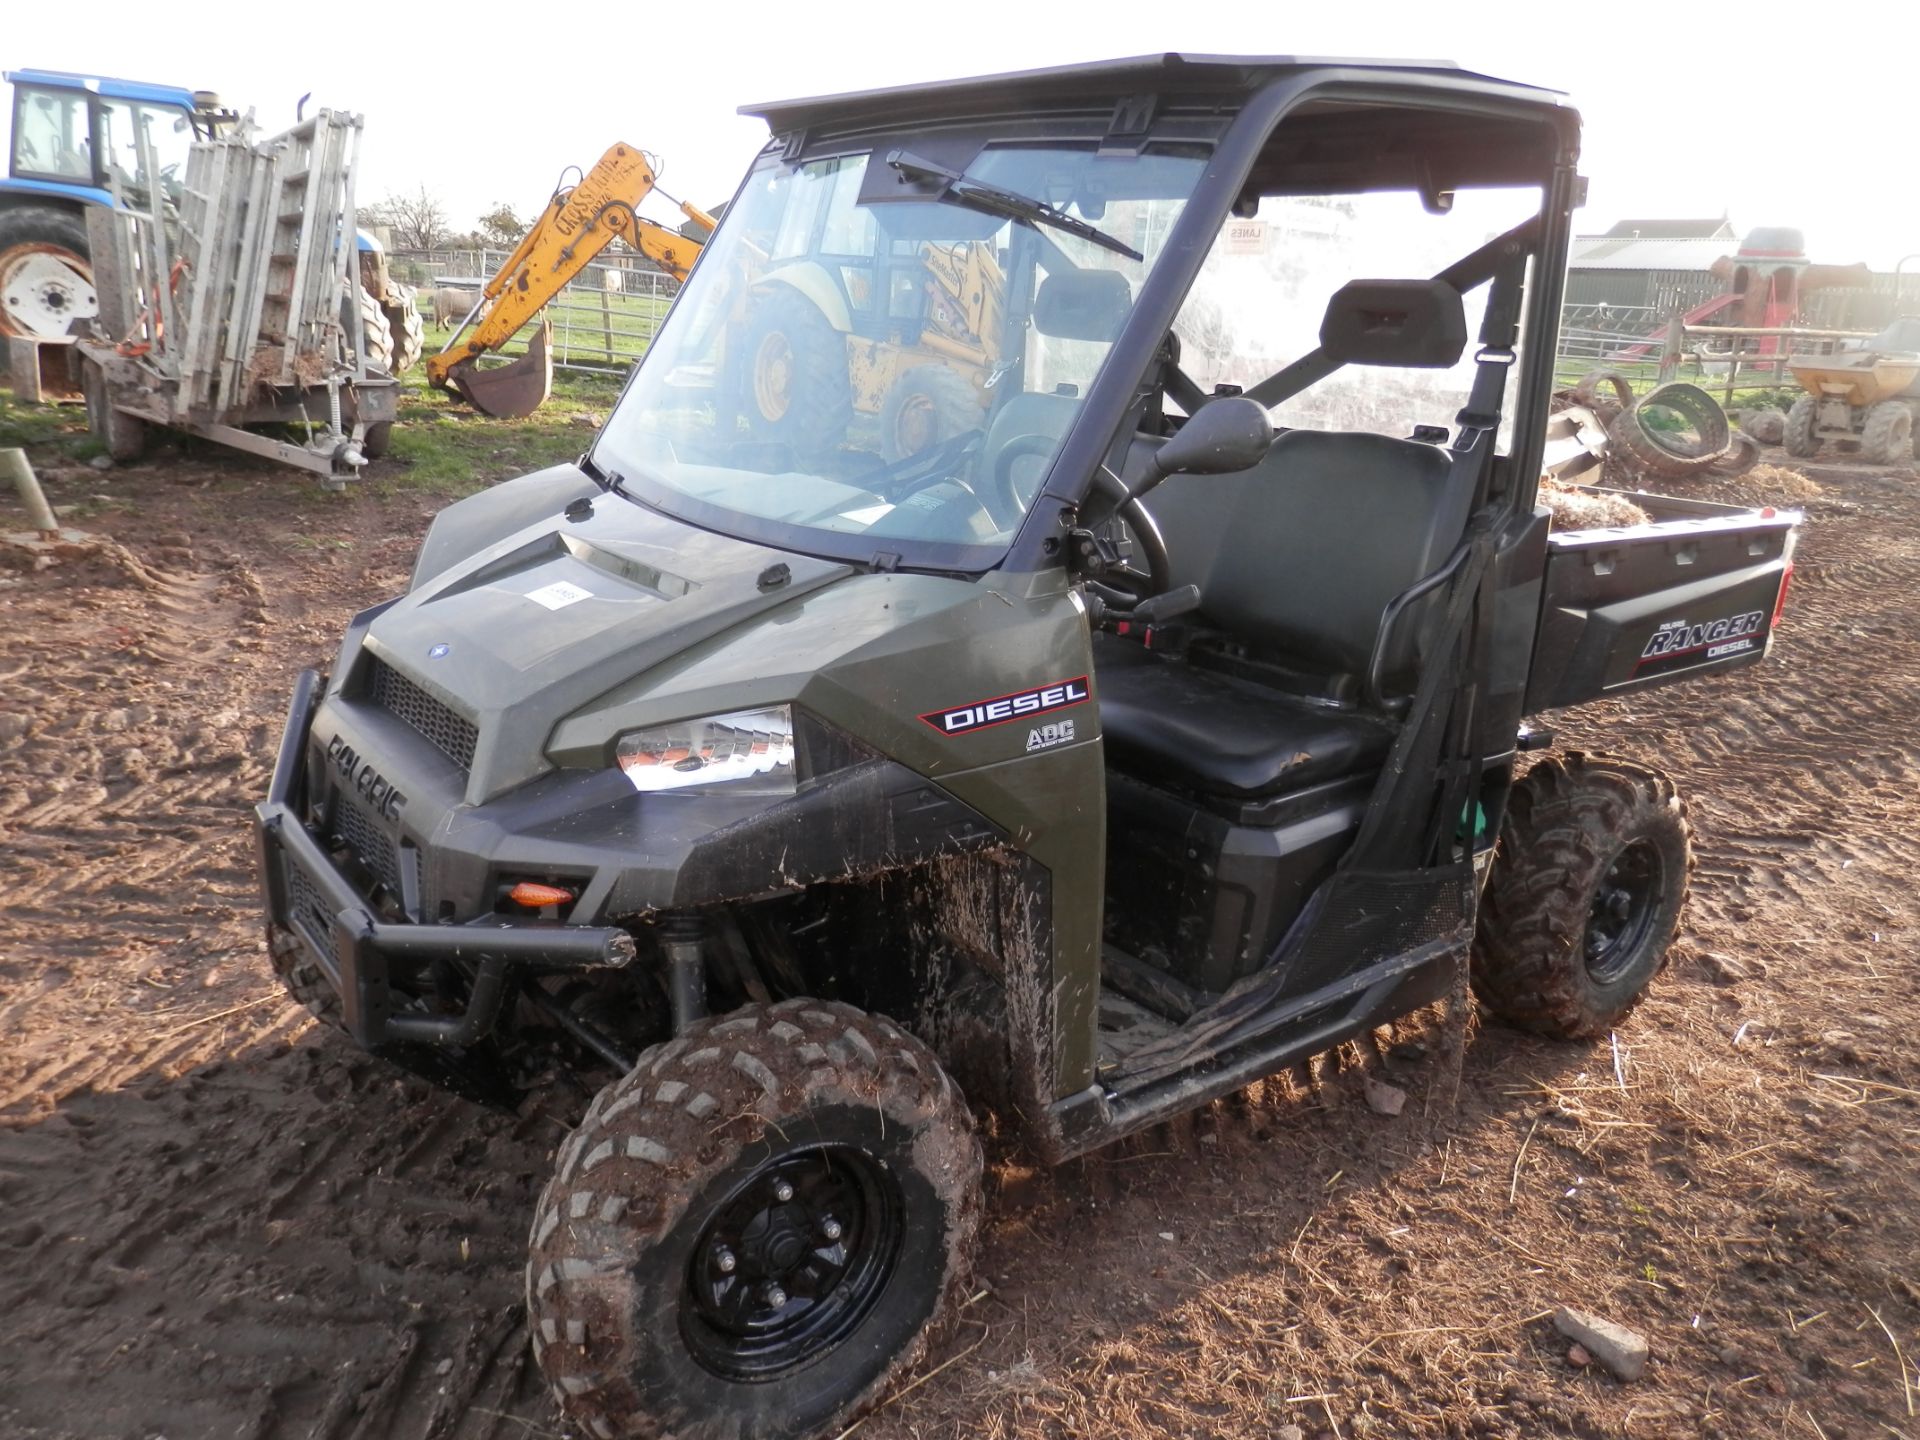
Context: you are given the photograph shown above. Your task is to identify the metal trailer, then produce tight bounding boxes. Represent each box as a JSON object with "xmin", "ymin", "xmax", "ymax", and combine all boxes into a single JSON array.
[{"xmin": 75, "ymin": 108, "xmax": 396, "ymax": 485}]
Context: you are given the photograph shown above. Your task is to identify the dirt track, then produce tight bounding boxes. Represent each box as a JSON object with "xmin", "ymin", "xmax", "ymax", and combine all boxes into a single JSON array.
[{"xmin": 2, "ymin": 446, "xmax": 1917, "ymax": 1440}]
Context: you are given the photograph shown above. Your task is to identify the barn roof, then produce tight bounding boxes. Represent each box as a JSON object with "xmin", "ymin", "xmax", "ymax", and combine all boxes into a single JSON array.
[
  {"xmin": 1569, "ymin": 235, "xmax": 1731, "ymax": 272},
  {"xmin": 1600, "ymin": 217, "xmax": 1735, "ymax": 240}
]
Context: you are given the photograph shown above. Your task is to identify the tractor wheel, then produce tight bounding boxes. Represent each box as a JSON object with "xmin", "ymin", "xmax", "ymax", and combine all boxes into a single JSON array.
[
  {"xmin": 1472, "ymin": 752, "xmax": 1692, "ymax": 1040},
  {"xmin": 361, "ymin": 421, "xmax": 393, "ymax": 460},
  {"xmin": 879, "ymin": 364, "xmax": 980, "ymax": 461},
  {"xmin": 739, "ymin": 288, "xmax": 852, "ymax": 461},
  {"xmin": 528, "ymin": 999, "xmax": 982, "ymax": 1440},
  {"xmin": 82, "ymin": 356, "xmax": 147, "ymax": 464},
  {"xmin": 266, "ymin": 924, "xmax": 346, "ymax": 1032},
  {"xmin": 0, "ymin": 205, "xmax": 97, "ymax": 341},
  {"xmin": 382, "ymin": 283, "xmax": 425, "ymax": 375},
  {"xmin": 1782, "ymin": 395, "xmax": 1821, "ymax": 458},
  {"xmin": 1860, "ymin": 400, "xmax": 1914, "ymax": 467},
  {"xmin": 354, "ymin": 284, "xmax": 395, "ymax": 374}
]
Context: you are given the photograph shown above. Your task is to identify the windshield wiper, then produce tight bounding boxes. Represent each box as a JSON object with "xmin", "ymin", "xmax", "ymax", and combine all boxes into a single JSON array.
[{"xmin": 885, "ymin": 150, "xmax": 1143, "ymax": 263}]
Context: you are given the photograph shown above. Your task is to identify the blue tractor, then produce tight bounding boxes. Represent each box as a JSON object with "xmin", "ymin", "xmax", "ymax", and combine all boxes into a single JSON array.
[{"xmin": 1, "ymin": 69, "xmax": 421, "ymax": 369}]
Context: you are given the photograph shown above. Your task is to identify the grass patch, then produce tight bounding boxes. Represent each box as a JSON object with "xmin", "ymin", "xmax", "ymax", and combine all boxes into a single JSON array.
[
  {"xmin": 378, "ymin": 369, "xmax": 627, "ymax": 498},
  {"xmin": 0, "ymin": 391, "xmax": 93, "ymax": 456}
]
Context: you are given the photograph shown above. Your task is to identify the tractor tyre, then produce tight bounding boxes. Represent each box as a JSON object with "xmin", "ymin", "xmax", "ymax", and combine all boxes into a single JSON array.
[
  {"xmin": 0, "ymin": 205, "xmax": 96, "ymax": 341},
  {"xmin": 528, "ymin": 999, "xmax": 982, "ymax": 1440},
  {"xmin": 382, "ymin": 283, "xmax": 425, "ymax": 375},
  {"xmin": 739, "ymin": 288, "xmax": 852, "ymax": 461},
  {"xmin": 266, "ymin": 924, "xmax": 347, "ymax": 1032},
  {"xmin": 354, "ymin": 284, "xmax": 395, "ymax": 375},
  {"xmin": 1472, "ymin": 752, "xmax": 1693, "ymax": 1040},
  {"xmin": 1738, "ymin": 407, "xmax": 1786, "ymax": 446},
  {"xmin": 361, "ymin": 421, "xmax": 394, "ymax": 460},
  {"xmin": 1782, "ymin": 395, "xmax": 1821, "ymax": 458},
  {"xmin": 879, "ymin": 364, "xmax": 980, "ymax": 461},
  {"xmin": 82, "ymin": 356, "xmax": 147, "ymax": 464},
  {"xmin": 1860, "ymin": 400, "xmax": 1914, "ymax": 467}
]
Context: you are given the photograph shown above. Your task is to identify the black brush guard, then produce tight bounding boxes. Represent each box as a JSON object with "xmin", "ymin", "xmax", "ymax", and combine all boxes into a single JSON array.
[{"xmin": 252, "ymin": 670, "xmax": 636, "ymax": 1050}]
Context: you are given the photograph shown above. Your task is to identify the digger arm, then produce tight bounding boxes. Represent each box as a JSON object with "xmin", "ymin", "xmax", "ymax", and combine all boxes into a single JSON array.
[{"xmin": 425, "ymin": 143, "xmax": 708, "ymax": 393}]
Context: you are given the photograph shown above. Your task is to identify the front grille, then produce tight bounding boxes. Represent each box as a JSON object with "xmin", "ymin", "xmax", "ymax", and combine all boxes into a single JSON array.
[
  {"xmin": 329, "ymin": 792, "xmax": 403, "ymax": 898},
  {"xmin": 368, "ymin": 657, "xmax": 478, "ymax": 770}
]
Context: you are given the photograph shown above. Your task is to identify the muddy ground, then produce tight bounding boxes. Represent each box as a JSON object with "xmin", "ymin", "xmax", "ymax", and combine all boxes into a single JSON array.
[{"xmin": 1, "ymin": 427, "xmax": 1916, "ymax": 1440}]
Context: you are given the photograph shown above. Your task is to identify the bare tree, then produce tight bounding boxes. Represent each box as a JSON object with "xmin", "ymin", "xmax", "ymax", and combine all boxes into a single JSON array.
[{"xmin": 363, "ymin": 185, "xmax": 450, "ymax": 251}]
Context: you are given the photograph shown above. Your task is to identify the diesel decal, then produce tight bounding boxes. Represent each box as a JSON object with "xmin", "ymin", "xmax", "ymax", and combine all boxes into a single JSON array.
[
  {"xmin": 921, "ymin": 676, "xmax": 1091, "ymax": 736},
  {"xmin": 325, "ymin": 735, "xmax": 407, "ymax": 820},
  {"xmin": 1637, "ymin": 610, "xmax": 1765, "ymax": 664}
]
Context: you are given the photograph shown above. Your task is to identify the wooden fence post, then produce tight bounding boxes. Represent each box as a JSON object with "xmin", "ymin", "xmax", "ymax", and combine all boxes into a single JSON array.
[{"xmin": 1658, "ymin": 314, "xmax": 1684, "ymax": 384}]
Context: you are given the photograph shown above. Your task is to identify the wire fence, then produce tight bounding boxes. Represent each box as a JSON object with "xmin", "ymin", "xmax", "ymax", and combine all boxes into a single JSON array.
[{"xmin": 392, "ymin": 248, "xmax": 681, "ymax": 375}]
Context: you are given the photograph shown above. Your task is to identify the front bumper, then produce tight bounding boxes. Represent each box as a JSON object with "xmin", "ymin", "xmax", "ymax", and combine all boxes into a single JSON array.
[{"xmin": 253, "ymin": 670, "xmax": 636, "ymax": 1050}]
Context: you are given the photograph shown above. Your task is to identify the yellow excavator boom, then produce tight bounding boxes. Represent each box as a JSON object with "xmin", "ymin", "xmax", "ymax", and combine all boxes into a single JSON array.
[{"xmin": 426, "ymin": 142, "xmax": 710, "ymax": 416}]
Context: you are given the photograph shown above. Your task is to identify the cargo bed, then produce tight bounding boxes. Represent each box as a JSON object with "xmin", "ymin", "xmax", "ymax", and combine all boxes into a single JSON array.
[{"xmin": 1523, "ymin": 487, "xmax": 1799, "ymax": 714}]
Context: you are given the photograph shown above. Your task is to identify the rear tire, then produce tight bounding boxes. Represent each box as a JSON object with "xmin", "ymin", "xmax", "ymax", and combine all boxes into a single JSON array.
[
  {"xmin": 1783, "ymin": 395, "xmax": 1820, "ymax": 458},
  {"xmin": 528, "ymin": 999, "xmax": 981, "ymax": 1440},
  {"xmin": 1861, "ymin": 400, "xmax": 1913, "ymax": 466},
  {"xmin": 0, "ymin": 205, "xmax": 96, "ymax": 341},
  {"xmin": 1472, "ymin": 753, "xmax": 1692, "ymax": 1039},
  {"xmin": 738, "ymin": 287, "xmax": 851, "ymax": 461}
]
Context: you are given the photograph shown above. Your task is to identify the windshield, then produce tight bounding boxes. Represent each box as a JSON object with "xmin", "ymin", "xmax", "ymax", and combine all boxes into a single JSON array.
[{"xmin": 594, "ymin": 143, "xmax": 1206, "ymax": 568}]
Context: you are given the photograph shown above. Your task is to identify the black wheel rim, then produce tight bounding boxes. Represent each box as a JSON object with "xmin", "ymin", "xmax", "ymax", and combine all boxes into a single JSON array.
[
  {"xmin": 682, "ymin": 1144, "xmax": 904, "ymax": 1382},
  {"xmin": 1584, "ymin": 838, "xmax": 1665, "ymax": 985}
]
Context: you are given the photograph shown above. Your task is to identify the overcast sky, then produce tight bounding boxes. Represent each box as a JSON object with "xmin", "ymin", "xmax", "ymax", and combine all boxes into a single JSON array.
[{"xmin": 10, "ymin": 0, "xmax": 1916, "ymax": 269}]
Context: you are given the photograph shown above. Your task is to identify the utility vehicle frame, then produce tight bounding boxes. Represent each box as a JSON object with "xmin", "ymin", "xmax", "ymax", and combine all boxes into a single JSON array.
[{"xmin": 254, "ymin": 54, "xmax": 1798, "ymax": 1440}]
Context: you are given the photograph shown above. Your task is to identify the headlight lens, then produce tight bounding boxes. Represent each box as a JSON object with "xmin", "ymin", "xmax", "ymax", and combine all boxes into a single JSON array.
[{"xmin": 614, "ymin": 706, "xmax": 796, "ymax": 794}]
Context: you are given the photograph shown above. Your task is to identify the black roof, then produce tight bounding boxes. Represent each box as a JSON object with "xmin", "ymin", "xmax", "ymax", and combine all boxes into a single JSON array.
[{"xmin": 740, "ymin": 52, "xmax": 1567, "ymax": 130}]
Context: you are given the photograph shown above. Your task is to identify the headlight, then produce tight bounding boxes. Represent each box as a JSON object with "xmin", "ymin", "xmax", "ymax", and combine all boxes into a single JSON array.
[{"xmin": 614, "ymin": 706, "xmax": 796, "ymax": 794}]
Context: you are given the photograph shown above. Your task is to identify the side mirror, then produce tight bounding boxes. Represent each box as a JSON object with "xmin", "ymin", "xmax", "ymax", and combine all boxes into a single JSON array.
[{"xmin": 1149, "ymin": 396, "xmax": 1273, "ymax": 481}]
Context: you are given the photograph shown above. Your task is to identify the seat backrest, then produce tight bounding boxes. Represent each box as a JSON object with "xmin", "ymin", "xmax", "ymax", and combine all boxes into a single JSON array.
[{"xmin": 1144, "ymin": 428, "xmax": 1470, "ymax": 687}]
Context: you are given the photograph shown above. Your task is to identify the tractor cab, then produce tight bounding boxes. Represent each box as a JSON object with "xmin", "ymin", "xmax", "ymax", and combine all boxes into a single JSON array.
[
  {"xmin": 1, "ymin": 69, "xmax": 234, "ymax": 341},
  {"xmin": 4, "ymin": 69, "xmax": 231, "ymax": 210}
]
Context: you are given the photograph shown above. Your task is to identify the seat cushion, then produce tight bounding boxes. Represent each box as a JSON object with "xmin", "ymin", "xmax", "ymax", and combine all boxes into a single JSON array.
[{"xmin": 1094, "ymin": 636, "xmax": 1394, "ymax": 798}]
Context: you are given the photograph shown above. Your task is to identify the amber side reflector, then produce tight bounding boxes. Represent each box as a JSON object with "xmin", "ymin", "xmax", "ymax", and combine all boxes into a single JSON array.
[{"xmin": 508, "ymin": 881, "xmax": 575, "ymax": 908}]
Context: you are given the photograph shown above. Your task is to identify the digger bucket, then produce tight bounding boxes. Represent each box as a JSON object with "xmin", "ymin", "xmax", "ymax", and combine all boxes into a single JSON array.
[{"xmin": 448, "ymin": 320, "xmax": 553, "ymax": 419}]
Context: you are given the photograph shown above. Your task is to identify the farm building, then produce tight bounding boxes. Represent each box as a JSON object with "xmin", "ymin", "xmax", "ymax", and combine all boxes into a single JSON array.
[{"xmin": 1567, "ymin": 221, "xmax": 1909, "ymax": 330}]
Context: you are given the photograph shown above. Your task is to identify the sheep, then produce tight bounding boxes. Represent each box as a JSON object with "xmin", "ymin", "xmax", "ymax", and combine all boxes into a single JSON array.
[{"xmin": 432, "ymin": 287, "xmax": 487, "ymax": 330}]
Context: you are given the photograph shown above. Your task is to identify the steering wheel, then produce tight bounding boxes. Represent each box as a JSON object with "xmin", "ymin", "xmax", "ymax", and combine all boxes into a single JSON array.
[
  {"xmin": 988, "ymin": 433, "xmax": 1054, "ymax": 528},
  {"xmin": 992, "ymin": 434, "xmax": 1173, "ymax": 597},
  {"xmin": 1104, "ymin": 495, "xmax": 1172, "ymax": 600}
]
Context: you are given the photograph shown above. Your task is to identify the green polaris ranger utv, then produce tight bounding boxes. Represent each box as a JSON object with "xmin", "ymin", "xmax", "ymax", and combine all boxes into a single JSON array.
[{"xmin": 254, "ymin": 54, "xmax": 1799, "ymax": 1440}]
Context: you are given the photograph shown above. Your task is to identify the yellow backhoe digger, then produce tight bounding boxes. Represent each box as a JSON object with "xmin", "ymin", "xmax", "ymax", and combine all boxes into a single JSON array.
[
  {"xmin": 426, "ymin": 142, "xmax": 711, "ymax": 418},
  {"xmin": 432, "ymin": 140, "xmax": 1008, "ymax": 447}
]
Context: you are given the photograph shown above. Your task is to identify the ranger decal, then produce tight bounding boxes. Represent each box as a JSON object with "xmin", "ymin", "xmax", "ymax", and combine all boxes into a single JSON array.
[{"xmin": 1635, "ymin": 609, "xmax": 1766, "ymax": 673}]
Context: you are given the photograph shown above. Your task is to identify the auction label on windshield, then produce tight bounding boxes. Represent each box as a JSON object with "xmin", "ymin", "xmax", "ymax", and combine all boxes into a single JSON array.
[
  {"xmin": 525, "ymin": 580, "xmax": 594, "ymax": 611},
  {"xmin": 920, "ymin": 676, "xmax": 1090, "ymax": 736}
]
